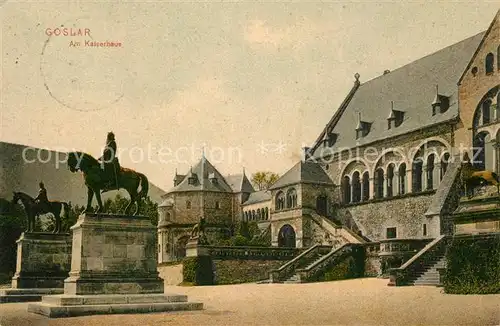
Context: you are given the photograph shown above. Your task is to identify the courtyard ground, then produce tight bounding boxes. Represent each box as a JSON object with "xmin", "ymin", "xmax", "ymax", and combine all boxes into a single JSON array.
[{"xmin": 0, "ymin": 278, "xmax": 498, "ymax": 326}]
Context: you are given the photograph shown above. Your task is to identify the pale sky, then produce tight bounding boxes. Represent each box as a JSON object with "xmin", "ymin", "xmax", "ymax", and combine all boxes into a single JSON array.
[{"xmin": 1, "ymin": 1, "xmax": 498, "ymax": 191}]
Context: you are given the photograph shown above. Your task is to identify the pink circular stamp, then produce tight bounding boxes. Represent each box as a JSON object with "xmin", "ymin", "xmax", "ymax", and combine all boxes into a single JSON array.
[{"xmin": 40, "ymin": 16, "xmax": 126, "ymax": 112}]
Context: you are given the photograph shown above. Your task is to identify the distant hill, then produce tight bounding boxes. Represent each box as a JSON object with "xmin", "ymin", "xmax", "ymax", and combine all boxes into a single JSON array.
[{"xmin": 0, "ymin": 141, "xmax": 166, "ymax": 206}]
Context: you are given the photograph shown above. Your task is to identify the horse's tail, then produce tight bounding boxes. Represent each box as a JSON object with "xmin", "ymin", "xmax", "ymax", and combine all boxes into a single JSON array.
[
  {"xmin": 62, "ymin": 202, "xmax": 70, "ymax": 218},
  {"xmin": 138, "ymin": 173, "xmax": 149, "ymax": 199}
]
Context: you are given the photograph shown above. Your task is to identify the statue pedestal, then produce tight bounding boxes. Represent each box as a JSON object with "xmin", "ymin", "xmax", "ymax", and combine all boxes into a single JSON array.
[
  {"xmin": 28, "ymin": 213, "xmax": 203, "ymax": 318},
  {"xmin": 0, "ymin": 232, "xmax": 71, "ymax": 303}
]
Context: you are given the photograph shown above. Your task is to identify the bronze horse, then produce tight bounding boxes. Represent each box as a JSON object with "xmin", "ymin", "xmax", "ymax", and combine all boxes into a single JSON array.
[
  {"xmin": 12, "ymin": 192, "xmax": 68, "ymax": 233},
  {"xmin": 461, "ymin": 163, "xmax": 500, "ymax": 198},
  {"xmin": 67, "ymin": 152, "xmax": 149, "ymax": 215}
]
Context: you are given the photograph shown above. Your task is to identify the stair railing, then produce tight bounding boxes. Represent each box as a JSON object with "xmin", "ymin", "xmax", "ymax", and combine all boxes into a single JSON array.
[
  {"xmin": 269, "ymin": 244, "xmax": 331, "ymax": 283},
  {"xmin": 388, "ymin": 235, "xmax": 450, "ymax": 286},
  {"xmin": 295, "ymin": 243, "xmax": 363, "ymax": 282}
]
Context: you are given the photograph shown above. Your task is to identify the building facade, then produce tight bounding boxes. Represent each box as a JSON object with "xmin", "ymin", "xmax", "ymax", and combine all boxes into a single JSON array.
[{"xmin": 158, "ymin": 10, "xmax": 500, "ymax": 263}]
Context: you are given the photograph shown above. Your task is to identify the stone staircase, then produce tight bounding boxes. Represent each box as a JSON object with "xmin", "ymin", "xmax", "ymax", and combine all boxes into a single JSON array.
[
  {"xmin": 283, "ymin": 251, "xmax": 327, "ymax": 283},
  {"xmin": 269, "ymin": 244, "xmax": 332, "ymax": 283},
  {"xmin": 410, "ymin": 255, "xmax": 446, "ymax": 286},
  {"xmin": 389, "ymin": 235, "xmax": 450, "ymax": 286}
]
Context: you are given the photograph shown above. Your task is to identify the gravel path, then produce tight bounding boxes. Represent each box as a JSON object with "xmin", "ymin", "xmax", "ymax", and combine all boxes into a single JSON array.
[{"xmin": 0, "ymin": 278, "xmax": 498, "ymax": 325}]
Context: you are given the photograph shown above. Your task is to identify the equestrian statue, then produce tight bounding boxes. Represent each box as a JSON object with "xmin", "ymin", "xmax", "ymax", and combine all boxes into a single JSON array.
[
  {"xmin": 67, "ymin": 131, "xmax": 149, "ymax": 215},
  {"xmin": 12, "ymin": 183, "xmax": 69, "ymax": 233}
]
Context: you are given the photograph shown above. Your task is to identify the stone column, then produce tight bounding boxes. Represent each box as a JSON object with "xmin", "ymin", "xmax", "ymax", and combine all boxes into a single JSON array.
[
  {"xmin": 369, "ymin": 177, "xmax": 375, "ymax": 199},
  {"xmin": 350, "ymin": 182, "xmax": 355, "ymax": 203},
  {"xmin": 422, "ymin": 164, "xmax": 428, "ymax": 191},
  {"xmin": 394, "ymin": 171, "xmax": 399, "ymax": 196},
  {"xmin": 360, "ymin": 179, "xmax": 365, "ymax": 202},
  {"xmin": 383, "ymin": 174, "xmax": 388, "ymax": 198}
]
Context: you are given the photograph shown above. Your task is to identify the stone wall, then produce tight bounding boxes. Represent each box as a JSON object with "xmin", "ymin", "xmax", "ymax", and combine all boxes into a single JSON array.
[
  {"xmin": 337, "ymin": 192, "xmax": 435, "ymax": 241},
  {"xmin": 213, "ymin": 260, "xmax": 283, "ymax": 284},
  {"xmin": 456, "ymin": 14, "xmax": 499, "ymax": 148}
]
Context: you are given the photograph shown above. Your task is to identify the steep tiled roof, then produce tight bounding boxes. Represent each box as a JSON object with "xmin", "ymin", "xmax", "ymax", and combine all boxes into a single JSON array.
[
  {"xmin": 269, "ymin": 161, "xmax": 333, "ymax": 190},
  {"xmin": 310, "ymin": 31, "xmax": 485, "ymax": 158},
  {"xmin": 167, "ymin": 156, "xmax": 233, "ymax": 193},
  {"xmin": 225, "ymin": 173, "xmax": 255, "ymax": 193},
  {"xmin": 242, "ymin": 190, "xmax": 271, "ymax": 205}
]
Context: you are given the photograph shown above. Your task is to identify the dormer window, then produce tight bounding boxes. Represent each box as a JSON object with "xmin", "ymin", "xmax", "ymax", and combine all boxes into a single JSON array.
[
  {"xmin": 188, "ymin": 173, "xmax": 198, "ymax": 185},
  {"xmin": 431, "ymin": 85, "xmax": 450, "ymax": 115},
  {"xmin": 322, "ymin": 128, "xmax": 338, "ymax": 147},
  {"xmin": 387, "ymin": 101, "xmax": 405, "ymax": 129},
  {"xmin": 209, "ymin": 172, "xmax": 218, "ymax": 184},
  {"xmin": 355, "ymin": 113, "xmax": 371, "ymax": 139}
]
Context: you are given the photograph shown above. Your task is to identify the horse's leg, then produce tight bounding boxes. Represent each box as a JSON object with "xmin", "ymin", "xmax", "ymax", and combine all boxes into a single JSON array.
[
  {"xmin": 124, "ymin": 194, "xmax": 134, "ymax": 215},
  {"xmin": 85, "ymin": 187, "xmax": 94, "ymax": 213},
  {"xmin": 134, "ymin": 195, "xmax": 141, "ymax": 215},
  {"xmin": 94, "ymin": 188, "xmax": 104, "ymax": 213}
]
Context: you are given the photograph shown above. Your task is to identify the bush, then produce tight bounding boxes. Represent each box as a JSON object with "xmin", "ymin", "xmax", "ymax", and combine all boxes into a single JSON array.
[
  {"xmin": 182, "ymin": 256, "xmax": 214, "ymax": 285},
  {"xmin": 231, "ymin": 235, "xmax": 249, "ymax": 246},
  {"xmin": 444, "ymin": 234, "xmax": 500, "ymax": 294},
  {"xmin": 0, "ymin": 209, "xmax": 25, "ymax": 281}
]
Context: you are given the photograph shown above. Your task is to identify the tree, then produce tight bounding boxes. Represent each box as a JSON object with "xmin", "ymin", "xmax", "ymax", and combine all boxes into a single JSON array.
[{"xmin": 251, "ymin": 171, "xmax": 280, "ymax": 190}]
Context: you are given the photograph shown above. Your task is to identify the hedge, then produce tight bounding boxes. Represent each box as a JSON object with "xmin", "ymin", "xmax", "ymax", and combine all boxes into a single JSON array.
[
  {"xmin": 444, "ymin": 234, "xmax": 500, "ymax": 294},
  {"xmin": 182, "ymin": 256, "xmax": 214, "ymax": 286}
]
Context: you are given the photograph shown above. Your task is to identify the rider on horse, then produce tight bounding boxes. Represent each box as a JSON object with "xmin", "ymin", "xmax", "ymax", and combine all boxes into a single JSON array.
[
  {"xmin": 99, "ymin": 132, "xmax": 120, "ymax": 191},
  {"xmin": 34, "ymin": 181, "xmax": 50, "ymax": 212}
]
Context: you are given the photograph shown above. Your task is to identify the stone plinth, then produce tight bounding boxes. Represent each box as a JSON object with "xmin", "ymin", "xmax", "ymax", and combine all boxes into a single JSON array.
[
  {"xmin": 63, "ymin": 213, "xmax": 162, "ymax": 295},
  {"xmin": 0, "ymin": 232, "xmax": 71, "ymax": 303},
  {"xmin": 29, "ymin": 213, "xmax": 203, "ymax": 318}
]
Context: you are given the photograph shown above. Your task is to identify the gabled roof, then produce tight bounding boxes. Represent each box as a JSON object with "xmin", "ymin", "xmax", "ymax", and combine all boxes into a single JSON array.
[
  {"xmin": 269, "ymin": 161, "xmax": 333, "ymax": 190},
  {"xmin": 167, "ymin": 156, "xmax": 233, "ymax": 193},
  {"xmin": 458, "ymin": 9, "xmax": 500, "ymax": 85},
  {"xmin": 310, "ymin": 31, "xmax": 485, "ymax": 158},
  {"xmin": 225, "ymin": 173, "xmax": 255, "ymax": 193},
  {"xmin": 242, "ymin": 190, "xmax": 271, "ymax": 205}
]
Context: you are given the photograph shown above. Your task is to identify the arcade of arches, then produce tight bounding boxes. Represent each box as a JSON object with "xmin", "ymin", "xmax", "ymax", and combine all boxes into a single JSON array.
[{"xmin": 340, "ymin": 142, "xmax": 451, "ymax": 205}]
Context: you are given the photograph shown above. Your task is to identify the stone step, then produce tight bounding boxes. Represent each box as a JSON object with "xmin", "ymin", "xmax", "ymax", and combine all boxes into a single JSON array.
[
  {"xmin": 28, "ymin": 301, "xmax": 204, "ymax": 318},
  {"xmin": 41, "ymin": 293, "xmax": 188, "ymax": 306},
  {"xmin": 0, "ymin": 288, "xmax": 63, "ymax": 296},
  {"xmin": 0, "ymin": 295, "xmax": 43, "ymax": 303}
]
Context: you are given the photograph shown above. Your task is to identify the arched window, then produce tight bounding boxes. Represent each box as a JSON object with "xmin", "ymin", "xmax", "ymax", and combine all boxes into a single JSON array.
[
  {"xmin": 374, "ymin": 168, "xmax": 384, "ymax": 199},
  {"xmin": 352, "ymin": 172, "xmax": 361, "ymax": 203},
  {"xmin": 440, "ymin": 153, "xmax": 450, "ymax": 180},
  {"xmin": 275, "ymin": 191, "xmax": 285, "ymax": 210},
  {"xmin": 257, "ymin": 209, "xmax": 261, "ymax": 220},
  {"xmin": 483, "ymin": 100, "xmax": 492, "ymax": 124},
  {"xmin": 252, "ymin": 210, "xmax": 256, "ymax": 220},
  {"xmin": 342, "ymin": 176, "xmax": 351, "ymax": 203},
  {"xmin": 362, "ymin": 172, "xmax": 370, "ymax": 201},
  {"xmin": 265, "ymin": 207, "xmax": 269, "ymax": 220},
  {"xmin": 473, "ymin": 132, "xmax": 487, "ymax": 170},
  {"xmin": 426, "ymin": 154, "xmax": 435, "ymax": 190},
  {"xmin": 186, "ymin": 200, "xmax": 191, "ymax": 209},
  {"xmin": 412, "ymin": 159, "xmax": 423, "ymax": 193},
  {"xmin": 387, "ymin": 164, "xmax": 395, "ymax": 197},
  {"xmin": 486, "ymin": 53, "xmax": 494, "ymax": 74},
  {"xmin": 398, "ymin": 163, "xmax": 406, "ymax": 195},
  {"xmin": 286, "ymin": 188, "xmax": 297, "ymax": 208}
]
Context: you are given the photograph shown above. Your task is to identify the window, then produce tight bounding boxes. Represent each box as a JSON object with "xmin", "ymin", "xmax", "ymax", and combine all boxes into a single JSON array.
[
  {"xmin": 486, "ymin": 53, "xmax": 494, "ymax": 74},
  {"xmin": 423, "ymin": 224, "xmax": 427, "ymax": 237},
  {"xmin": 398, "ymin": 163, "xmax": 406, "ymax": 195},
  {"xmin": 215, "ymin": 201, "xmax": 220, "ymax": 209},
  {"xmin": 386, "ymin": 227, "xmax": 397, "ymax": 239},
  {"xmin": 483, "ymin": 100, "xmax": 491, "ymax": 124},
  {"xmin": 472, "ymin": 66, "xmax": 478, "ymax": 76},
  {"xmin": 426, "ymin": 154, "xmax": 435, "ymax": 190},
  {"xmin": 387, "ymin": 164, "xmax": 395, "ymax": 197},
  {"xmin": 374, "ymin": 168, "xmax": 384, "ymax": 199},
  {"xmin": 412, "ymin": 159, "xmax": 423, "ymax": 192},
  {"xmin": 342, "ymin": 176, "xmax": 351, "ymax": 203},
  {"xmin": 275, "ymin": 191, "xmax": 285, "ymax": 210},
  {"xmin": 186, "ymin": 200, "xmax": 191, "ymax": 209},
  {"xmin": 352, "ymin": 172, "xmax": 361, "ymax": 203},
  {"xmin": 362, "ymin": 172, "xmax": 370, "ymax": 201}
]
